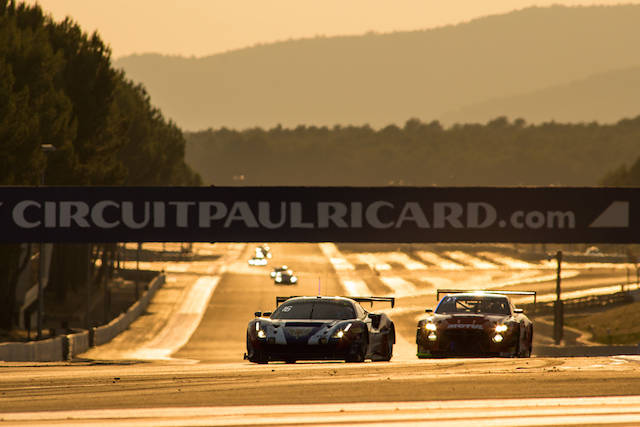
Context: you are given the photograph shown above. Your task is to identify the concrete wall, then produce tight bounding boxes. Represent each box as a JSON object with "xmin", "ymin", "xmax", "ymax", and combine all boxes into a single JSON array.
[
  {"xmin": 0, "ymin": 336, "xmax": 64, "ymax": 362},
  {"xmin": 92, "ymin": 273, "xmax": 165, "ymax": 347}
]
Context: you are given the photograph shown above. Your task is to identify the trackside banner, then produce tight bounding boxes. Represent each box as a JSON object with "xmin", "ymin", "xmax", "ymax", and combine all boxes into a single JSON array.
[{"xmin": 0, "ymin": 186, "xmax": 637, "ymax": 243}]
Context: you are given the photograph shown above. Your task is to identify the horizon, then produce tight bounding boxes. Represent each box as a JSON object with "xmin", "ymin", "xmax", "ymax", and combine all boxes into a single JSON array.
[{"xmin": 24, "ymin": 0, "xmax": 640, "ymax": 59}]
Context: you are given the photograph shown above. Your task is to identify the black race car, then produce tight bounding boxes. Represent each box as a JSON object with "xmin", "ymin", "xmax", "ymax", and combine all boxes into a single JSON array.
[
  {"xmin": 245, "ymin": 296, "xmax": 396, "ymax": 364},
  {"xmin": 416, "ymin": 289, "xmax": 535, "ymax": 358},
  {"xmin": 274, "ymin": 271, "xmax": 298, "ymax": 284},
  {"xmin": 270, "ymin": 265, "xmax": 291, "ymax": 278}
]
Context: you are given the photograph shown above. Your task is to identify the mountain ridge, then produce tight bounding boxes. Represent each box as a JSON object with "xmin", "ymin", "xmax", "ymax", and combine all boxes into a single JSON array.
[{"xmin": 115, "ymin": 5, "xmax": 640, "ymax": 130}]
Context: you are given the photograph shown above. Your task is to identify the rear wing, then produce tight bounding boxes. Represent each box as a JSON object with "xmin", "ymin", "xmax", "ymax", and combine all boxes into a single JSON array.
[
  {"xmin": 276, "ymin": 296, "xmax": 395, "ymax": 308},
  {"xmin": 436, "ymin": 289, "xmax": 537, "ymax": 305}
]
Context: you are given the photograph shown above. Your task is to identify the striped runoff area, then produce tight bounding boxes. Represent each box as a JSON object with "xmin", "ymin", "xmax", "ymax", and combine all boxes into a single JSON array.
[{"xmin": 3, "ymin": 395, "xmax": 640, "ymax": 426}]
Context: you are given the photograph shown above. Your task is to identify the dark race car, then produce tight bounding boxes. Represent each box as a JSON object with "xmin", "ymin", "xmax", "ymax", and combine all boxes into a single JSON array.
[
  {"xmin": 416, "ymin": 289, "xmax": 535, "ymax": 358},
  {"xmin": 245, "ymin": 296, "xmax": 396, "ymax": 364},
  {"xmin": 270, "ymin": 265, "xmax": 291, "ymax": 278},
  {"xmin": 274, "ymin": 271, "xmax": 298, "ymax": 285}
]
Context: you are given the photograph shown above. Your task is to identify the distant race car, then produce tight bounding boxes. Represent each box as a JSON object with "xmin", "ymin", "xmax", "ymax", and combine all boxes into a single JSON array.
[
  {"xmin": 270, "ymin": 265, "xmax": 291, "ymax": 278},
  {"xmin": 248, "ymin": 253, "xmax": 267, "ymax": 266},
  {"xmin": 416, "ymin": 289, "xmax": 535, "ymax": 358},
  {"xmin": 245, "ymin": 296, "xmax": 396, "ymax": 364},
  {"xmin": 274, "ymin": 271, "xmax": 298, "ymax": 284},
  {"xmin": 257, "ymin": 245, "xmax": 272, "ymax": 259}
]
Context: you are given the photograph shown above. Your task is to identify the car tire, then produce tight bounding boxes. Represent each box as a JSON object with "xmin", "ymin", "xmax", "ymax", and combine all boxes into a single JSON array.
[
  {"xmin": 346, "ymin": 332, "xmax": 368, "ymax": 363},
  {"xmin": 246, "ymin": 333, "xmax": 269, "ymax": 364},
  {"xmin": 375, "ymin": 326, "xmax": 394, "ymax": 362}
]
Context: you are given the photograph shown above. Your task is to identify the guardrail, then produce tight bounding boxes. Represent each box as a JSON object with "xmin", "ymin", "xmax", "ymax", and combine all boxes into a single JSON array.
[
  {"xmin": 522, "ymin": 289, "xmax": 634, "ymax": 315},
  {"xmin": 0, "ymin": 272, "xmax": 165, "ymax": 362}
]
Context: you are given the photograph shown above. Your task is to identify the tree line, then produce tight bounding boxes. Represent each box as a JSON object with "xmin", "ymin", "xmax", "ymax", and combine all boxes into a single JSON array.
[
  {"xmin": 185, "ymin": 117, "xmax": 640, "ymax": 187},
  {"xmin": 0, "ymin": 1, "xmax": 200, "ymax": 333}
]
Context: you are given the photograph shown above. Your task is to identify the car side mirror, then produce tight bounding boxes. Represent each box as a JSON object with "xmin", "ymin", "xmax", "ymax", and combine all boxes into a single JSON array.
[
  {"xmin": 368, "ymin": 313, "xmax": 381, "ymax": 329},
  {"xmin": 425, "ymin": 308, "xmax": 433, "ymax": 313},
  {"xmin": 513, "ymin": 308, "xmax": 523, "ymax": 314},
  {"xmin": 254, "ymin": 311, "xmax": 262, "ymax": 317}
]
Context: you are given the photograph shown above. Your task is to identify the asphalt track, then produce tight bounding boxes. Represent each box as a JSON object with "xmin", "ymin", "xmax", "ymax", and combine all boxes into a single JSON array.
[{"xmin": 1, "ymin": 243, "xmax": 639, "ymax": 426}]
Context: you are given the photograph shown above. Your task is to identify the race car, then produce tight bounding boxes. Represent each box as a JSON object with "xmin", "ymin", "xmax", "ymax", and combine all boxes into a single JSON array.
[
  {"xmin": 416, "ymin": 289, "xmax": 535, "ymax": 358},
  {"xmin": 257, "ymin": 244, "xmax": 272, "ymax": 259},
  {"xmin": 248, "ymin": 252, "xmax": 267, "ymax": 266},
  {"xmin": 245, "ymin": 296, "xmax": 396, "ymax": 364},
  {"xmin": 274, "ymin": 271, "xmax": 298, "ymax": 284},
  {"xmin": 270, "ymin": 265, "xmax": 291, "ymax": 278}
]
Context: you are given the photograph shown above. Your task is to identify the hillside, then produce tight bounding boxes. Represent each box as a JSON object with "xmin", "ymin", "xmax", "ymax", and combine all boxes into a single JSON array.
[
  {"xmin": 441, "ymin": 66, "xmax": 640, "ymax": 125},
  {"xmin": 115, "ymin": 5, "xmax": 640, "ymax": 131}
]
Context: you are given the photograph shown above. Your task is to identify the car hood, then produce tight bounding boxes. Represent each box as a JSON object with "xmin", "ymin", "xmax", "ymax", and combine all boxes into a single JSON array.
[{"xmin": 259, "ymin": 319, "xmax": 350, "ymax": 343}]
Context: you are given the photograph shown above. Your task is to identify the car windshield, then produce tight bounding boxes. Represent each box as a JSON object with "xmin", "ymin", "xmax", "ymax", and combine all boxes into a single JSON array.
[
  {"xmin": 271, "ymin": 300, "xmax": 356, "ymax": 320},
  {"xmin": 436, "ymin": 296, "xmax": 511, "ymax": 315}
]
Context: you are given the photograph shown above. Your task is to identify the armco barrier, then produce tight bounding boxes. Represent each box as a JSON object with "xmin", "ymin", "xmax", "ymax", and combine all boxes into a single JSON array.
[
  {"xmin": 92, "ymin": 273, "xmax": 165, "ymax": 347},
  {"xmin": 0, "ymin": 273, "xmax": 165, "ymax": 362}
]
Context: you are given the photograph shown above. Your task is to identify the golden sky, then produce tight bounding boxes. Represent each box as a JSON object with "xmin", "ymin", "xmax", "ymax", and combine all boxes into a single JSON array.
[{"xmin": 26, "ymin": 0, "xmax": 640, "ymax": 58}]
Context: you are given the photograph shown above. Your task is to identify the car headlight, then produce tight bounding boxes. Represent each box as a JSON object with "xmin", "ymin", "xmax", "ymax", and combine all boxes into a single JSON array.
[
  {"xmin": 424, "ymin": 322, "xmax": 437, "ymax": 331},
  {"xmin": 495, "ymin": 324, "xmax": 508, "ymax": 333},
  {"xmin": 256, "ymin": 322, "xmax": 267, "ymax": 339},
  {"xmin": 275, "ymin": 277, "xmax": 282, "ymax": 283},
  {"xmin": 291, "ymin": 276, "xmax": 297, "ymax": 283},
  {"xmin": 332, "ymin": 323, "xmax": 352, "ymax": 339}
]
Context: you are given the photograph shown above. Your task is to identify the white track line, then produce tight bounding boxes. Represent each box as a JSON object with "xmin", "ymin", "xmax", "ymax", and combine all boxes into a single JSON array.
[
  {"xmin": 124, "ymin": 276, "xmax": 220, "ymax": 360},
  {"xmin": 414, "ymin": 251, "xmax": 464, "ymax": 270},
  {"xmin": 477, "ymin": 252, "xmax": 537, "ymax": 269},
  {"xmin": 355, "ymin": 253, "xmax": 392, "ymax": 270},
  {"xmin": 5, "ymin": 395, "xmax": 640, "ymax": 426},
  {"xmin": 379, "ymin": 277, "xmax": 418, "ymax": 297},
  {"xmin": 444, "ymin": 251, "xmax": 499, "ymax": 269}
]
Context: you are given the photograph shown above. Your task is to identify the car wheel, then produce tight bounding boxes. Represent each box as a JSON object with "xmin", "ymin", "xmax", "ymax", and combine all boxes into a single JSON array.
[
  {"xmin": 375, "ymin": 326, "xmax": 394, "ymax": 362},
  {"xmin": 346, "ymin": 332, "xmax": 368, "ymax": 363},
  {"xmin": 526, "ymin": 326, "xmax": 534, "ymax": 358},
  {"xmin": 246, "ymin": 333, "xmax": 268, "ymax": 364}
]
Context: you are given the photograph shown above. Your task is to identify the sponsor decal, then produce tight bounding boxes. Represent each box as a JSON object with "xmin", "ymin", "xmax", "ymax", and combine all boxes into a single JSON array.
[{"xmin": 447, "ymin": 324, "xmax": 484, "ymax": 330}]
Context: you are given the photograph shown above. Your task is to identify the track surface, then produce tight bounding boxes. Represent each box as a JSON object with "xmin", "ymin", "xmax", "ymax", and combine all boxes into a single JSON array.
[{"xmin": 1, "ymin": 243, "xmax": 639, "ymax": 426}]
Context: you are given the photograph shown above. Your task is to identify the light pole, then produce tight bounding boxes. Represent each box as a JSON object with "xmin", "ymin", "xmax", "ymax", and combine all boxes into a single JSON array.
[
  {"xmin": 552, "ymin": 250, "xmax": 563, "ymax": 345},
  {"xmin": 37, "ymin": 144, "xmax": 56, "ymax": 339}
]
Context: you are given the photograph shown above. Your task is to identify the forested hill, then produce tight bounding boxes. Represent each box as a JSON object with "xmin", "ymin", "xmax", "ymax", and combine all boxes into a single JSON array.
[
  {"xmin": 115, "ymin": 5, "xmax": 640, "ymax": 131},
  {"xmin": 184, "ymin": 117, "xmax": 640, "ymax": 187},
  {"xmin": 441, "ymin": 65, "xmax": 640, "ymax": 125}
]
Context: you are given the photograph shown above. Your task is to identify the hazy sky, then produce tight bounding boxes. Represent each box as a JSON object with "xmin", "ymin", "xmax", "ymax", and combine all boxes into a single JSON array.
[{"xmin": 26, "ymin": 0, "xmax": 640, "ymax": 58}]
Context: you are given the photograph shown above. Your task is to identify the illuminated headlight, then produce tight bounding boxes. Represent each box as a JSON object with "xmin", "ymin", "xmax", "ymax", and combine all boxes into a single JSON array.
[
  {"xmin": 256, "ymin": 322, "xmax": 267, "ymax": 339},
  {"xmin": 275, "ymin": 277, "xmax": 282, "ymax": 283},
  {"xmin": 291, "ymin": 276, "xmax": 297, "ymax": 283},
  {"xmin": 495, "ymin": 324, "xmax": 508, "ymax": 333},
  {"xmin": 493, "ymin": 334, "xmax": 504, "ymax": 343},
  {"xmin": 428, "ymin": 333, "xmax": 437, "ymax": 341},
  {"xmin": 332, "ymin": 323, "xmax": 352, "ymax": 339},
  {"xmin": 424, "ymin": 323, "xmax": 437, "ymax": 331}
]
